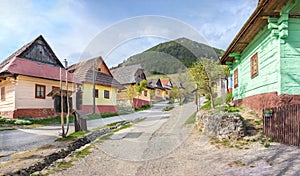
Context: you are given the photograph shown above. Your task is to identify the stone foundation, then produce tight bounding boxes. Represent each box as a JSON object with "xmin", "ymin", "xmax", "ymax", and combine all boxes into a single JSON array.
[
  {"xmin": 234, "ymin": 92, "xmax": 300, "ymax": 115},
  {"xmin": 13, "ymin": 108, "xmax": 57, "ymax": 119},
  {"xmin": 81, "ymin": 105, "xmax": 118, "ymax": 114},
  {"xmin": 196, "ymin": 112, "xmax": 245, "ymax": 140}
]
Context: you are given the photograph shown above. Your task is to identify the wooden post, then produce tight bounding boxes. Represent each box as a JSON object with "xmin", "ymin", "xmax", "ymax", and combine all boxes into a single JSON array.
[{"xmin": 60, "ymin": 67, "xmax": 65, "ymax": 137}]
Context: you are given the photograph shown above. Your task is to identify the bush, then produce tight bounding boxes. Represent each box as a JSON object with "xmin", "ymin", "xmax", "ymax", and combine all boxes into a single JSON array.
[
  {"xmin": 5, "ymin": 119, "xmax": 16, "ymax": 124},
  {"xmin": 14, "ymin": 119, "xmax": 33, "ymax": 125},
  {"xmin": 19, "ymin": 116, "xmax": 33, "ymax": 121},
  {"xmin": 226, "ymin": 92, "xmax": 233, "ymax": 104}
]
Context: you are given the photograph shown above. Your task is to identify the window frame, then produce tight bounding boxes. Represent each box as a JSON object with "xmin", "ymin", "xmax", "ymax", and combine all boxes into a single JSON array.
[
  {"xmin": 95, "ymin": 89, "xmax": 99, "ymax": 98},
  {"xmin": 251, "ymin": 53, "xmax": 258, "ymax": 78},
  {"xmin": 35, "ymin": 84, "xmax": 46, "ymax": 99},
  {"xmin": 234, "ymin": 69, "xmax": 238, "ymax": 88},
  {"xmin": 144, "ymin": 90, "xmax": 147, "ymax": 97},
  {"xmin": 104, "ymin": 90, "xmax": 109, "ymax": 99},
  {"xmin": 1, "ymin": 87, "xmax": 5, "ymax": 101}
]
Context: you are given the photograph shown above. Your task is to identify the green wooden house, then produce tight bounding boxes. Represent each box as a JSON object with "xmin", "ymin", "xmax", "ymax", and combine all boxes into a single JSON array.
[{"xmin": 220, "ymin": 0, "xmax": 300, "ymax": 112}]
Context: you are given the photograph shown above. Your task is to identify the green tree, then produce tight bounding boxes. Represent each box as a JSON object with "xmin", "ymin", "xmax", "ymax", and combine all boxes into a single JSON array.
[
  {"xmin": 135, "ymin": 79, "xmax": 148, "ymax": 108},
  {"xmin": 127, "ymin": 85, "xmax": 137, "ymax": 108},
  {"xmin": 189, "ymin": 58, "xmax": 224, "ymax": 109},
  {"xmin": 169, "ymin": 86, "xmax": 184, "ymax": 104}
]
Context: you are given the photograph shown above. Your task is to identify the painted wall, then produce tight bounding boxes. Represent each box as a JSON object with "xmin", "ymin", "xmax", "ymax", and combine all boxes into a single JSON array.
[
  {"xmin": 0, "ymin": 77, "xmax": 16, "ymax": 112},
  {"xmin": 15, "ymin": 75, "xmax": 76, "ymax": 109},
  {"xmin": 232, "ymin": 27, "xmax": 280, "ymax": 100},
  {"xmin": 281, "ymin": 18, "xmax": 300, "ymax": 94},
  {"xmin": 82, "ymin": 83, "xmax": 117, "ymax": 106}
]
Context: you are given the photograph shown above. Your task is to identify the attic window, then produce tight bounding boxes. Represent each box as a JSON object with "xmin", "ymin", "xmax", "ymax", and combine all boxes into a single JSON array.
[
  {"xmin": 234, "ymin": 69, "xmax": 238, "ymax": 88},
  {"xmin": 98, "ymin": 68, "xmax": 101, "ymax": 72},
  {"xmin": 251, "ymin": 53, "xmax": 258, "ymax": 78}
]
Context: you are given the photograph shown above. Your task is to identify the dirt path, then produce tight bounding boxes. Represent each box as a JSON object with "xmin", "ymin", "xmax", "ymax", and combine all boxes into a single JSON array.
[{"xmin": 46, "ymin": 103, "xmax": 300, "ymax": 176}]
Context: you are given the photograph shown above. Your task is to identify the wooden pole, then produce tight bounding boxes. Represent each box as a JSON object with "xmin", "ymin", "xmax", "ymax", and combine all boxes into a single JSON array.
[
  {"xmin": 65, "ymin": 59, "xmax": 70, "ymax": 135},
  {"xmin": 93, "ymin": 60, "xmax": 96, "ymax": 114},
  {"xmin": 60, "ymin": 67, "xmax": 65, "ymax": 137}
]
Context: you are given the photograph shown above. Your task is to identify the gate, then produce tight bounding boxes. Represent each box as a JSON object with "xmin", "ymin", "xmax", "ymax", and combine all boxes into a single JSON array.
[{"xmin": 263, "ymin": 104, "xmax": 300, "ymax": 146}]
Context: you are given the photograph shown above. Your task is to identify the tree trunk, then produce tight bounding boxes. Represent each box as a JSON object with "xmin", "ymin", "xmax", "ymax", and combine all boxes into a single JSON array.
[{"xmin": 208, "ymin": 85, "xmax": 215, "ymax": 110}]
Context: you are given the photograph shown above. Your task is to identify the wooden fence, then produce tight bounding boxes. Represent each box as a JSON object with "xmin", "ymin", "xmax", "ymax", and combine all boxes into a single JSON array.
[{"xmin": 263, "ymin": 104, "xmax": 300, "ymax": 146}]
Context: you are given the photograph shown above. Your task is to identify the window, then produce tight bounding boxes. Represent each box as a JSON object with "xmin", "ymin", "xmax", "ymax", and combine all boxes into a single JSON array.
[
  {"xmin": 144, "ymin": 90, "xmax": 147, "ymax": 97},
  {"xmin": 95, "ymin": 89, "xmax": 99, "ymax": 98},
  {"xmin": 234, "ymin": 69, "xmax": 238, "ymax": 88},
  {"xmin": 157, "ymin": 90, "xmax": 160, "ymax": 95},
  {"xmin": 52, "ymin": 86, "xmax": 59, "ymax": 90},
  {"xmin": 166, "ymin": 90, "xmax": 168, "ymax": 95},
  {"xmin": 251, "ymin": 53, "xmax": 258, "ymax": 78},
  {"xmin": 104, "ymin": 90, "xmax": 109, "ymax": 99},
  {"xmin": 1, "ymin": 87, "xmax": 5, "ymax": 101},
  {"xmin": 35, "ymin": 84, "xmax": 46, "ymax": 99}
]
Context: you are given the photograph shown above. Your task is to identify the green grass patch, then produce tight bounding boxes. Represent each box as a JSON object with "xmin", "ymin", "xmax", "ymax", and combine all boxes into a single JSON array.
[
  {"xmin": 56, "ymin": 131, "xmax": 89, "ymax": 141},
  {"xmin": 163, "ymin": 106, "xmax": 174, "ymax": 111},
  {"xmin": 185, "ymin": 112, "xmax": 196, "ymax": 125},
  {"xmin": 254, "ymin": 119, "xmax": 263, "ymax": 125},
  {"xmin": 201, "ymin": 100, "xmax": 212, "ymax": 110},
  {"xmin": 135, "ymin": 104, "xmax": 151, "ymax": 112},
  {"xmin": 22, "ymin": 116, "xmax": 75, "ymax": 126}
]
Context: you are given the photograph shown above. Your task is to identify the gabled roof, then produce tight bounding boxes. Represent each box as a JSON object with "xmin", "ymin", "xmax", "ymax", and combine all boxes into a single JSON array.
[
  {"xmin": 148, "ymin": 78, "xmax": 164, "ymax": 90},
  {"xmin": 0, "ymin": 35, "xmax": 79, "ymax": 83},
  {"xmin": 161, "ymin": 78, "xmax": 173, "ymax": 89},
  {"xmin": 173, "ymin": 82, "xmax": 184, "ymax": 89},
  {"xmin": 112, "ymin": 64, "xmax": 145, "ymax": 85},
  {"xmin": 69, "ymin": 57, "xmax": 122, "ymax": 88},
  {"xmin": 220, "ymin": 0, "xmax": 290, "ymax": 64},
  {"xmin": 0, "ymin": 35, "xmax": 64, "ymax": 72}
]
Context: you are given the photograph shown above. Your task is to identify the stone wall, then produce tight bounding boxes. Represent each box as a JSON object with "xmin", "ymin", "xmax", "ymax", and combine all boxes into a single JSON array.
[{"xmin": 196, "ymin": 112, "xmax": 245, "ymax": 140}]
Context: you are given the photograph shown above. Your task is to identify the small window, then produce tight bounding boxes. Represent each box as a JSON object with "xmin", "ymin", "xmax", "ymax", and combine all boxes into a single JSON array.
[
  {"xmin": 95, "ymin": 89, "xmax": 99, "ymax": 98},
  {"xmin": 157, "ymin": 90, "xmax": 160, "ymax": 95},
  {"xmin": 251, "ymin": 53, "xmax": 258, "ymax": 78},
  {"xmin": 166, "ymin": 90, "xmax": 168, "ymax": 95},
  {"xmin": 144, "ymin": 90, "xmax": 147, "ymax": 97},
  {"xmin": 52, "ymin": 86, "xmax": 59, "ymax": 90},
  {"xmin": 35, "ymin": 84, "xmax": 46, "ymax": 99},
  {"xmin": 1, "ymin": 87, "xmax": 5, "ymax": 101},
  {"xmin": 104, "ymin": 90, "xmax": 109, "ymax": 99},
  {"xmin": 234, "ymin": 69, "xmax": 238, "ymax": 88}
]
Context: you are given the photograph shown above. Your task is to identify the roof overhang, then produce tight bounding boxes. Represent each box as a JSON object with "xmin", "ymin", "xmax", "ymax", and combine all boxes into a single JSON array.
[{"xmin": 220, "ymin": 0, "xmax": 290, "ymax": 65}]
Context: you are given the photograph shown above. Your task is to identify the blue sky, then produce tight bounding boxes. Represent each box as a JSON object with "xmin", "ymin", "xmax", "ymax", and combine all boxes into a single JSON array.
[{"xmin": 0, "ymin": 0, "xmax": 257, "ymax": 67}]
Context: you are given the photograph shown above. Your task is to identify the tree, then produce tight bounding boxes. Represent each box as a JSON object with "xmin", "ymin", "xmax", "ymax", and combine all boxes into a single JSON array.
[
  {"xmin": 126, "ymin": 85, "xmax": 137, "ymax": 109},
  {"xmin": 169, "ymin": 86, "xmax": 184, "ymax": 104},
  {"xmin": 135, "ymin": 79, "xmax": 148, "ymax": 108},
  {"xmin": 189, "ymin": 58, "xmax": 224, "ymax": 110}
]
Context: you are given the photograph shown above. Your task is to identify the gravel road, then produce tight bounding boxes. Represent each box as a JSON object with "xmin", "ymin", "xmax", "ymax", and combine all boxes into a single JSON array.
[
  {"xmin": 49, "ymin": 101, "xmax": 300, "ymax": 176},
  {"xmin": 0, "ymin": 102, "xmax": 169, "ymax": 163}
]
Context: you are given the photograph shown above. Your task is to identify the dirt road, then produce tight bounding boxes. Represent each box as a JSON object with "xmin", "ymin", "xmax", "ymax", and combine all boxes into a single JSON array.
[{"xmin": 49, "ymin": 102, "xmax": 300, "ymax": 176}]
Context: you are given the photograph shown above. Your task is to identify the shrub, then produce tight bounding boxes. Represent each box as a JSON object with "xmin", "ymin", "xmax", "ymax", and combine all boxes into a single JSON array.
[
  {"xmin": 5, "ymin": 119, "xmax": 16, "ymax": 124},
  {"xmin": 19, "ymin": 116, "xmax": 33, "ymax": 121},
  {"xmin": 14, "ymin": 119, "xmax": 33, "ymax": 125},
  {"xmin": 226, "ymin": 92, "xmax": 233, "ymax": 104}
]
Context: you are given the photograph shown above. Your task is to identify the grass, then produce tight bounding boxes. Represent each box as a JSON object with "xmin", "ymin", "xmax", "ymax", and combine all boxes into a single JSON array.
[
  {"xmin": 56, "ymin": 131, "xmax": 89, "ymax": 141},
  {"xmin": 185, "ymin": 112, "xmax": 196, "ymax": 125},
  {"xmin": 135, "ymin": 104, "xmax": 151, "ymax": 112},
  {"xmin": 163, "ymin": 106, "xmax": 174, "ymax": 111}
]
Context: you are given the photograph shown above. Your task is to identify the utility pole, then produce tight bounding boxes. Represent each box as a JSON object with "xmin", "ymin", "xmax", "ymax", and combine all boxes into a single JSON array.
[{"xmin": 92, "ymin": 60, "xmax": 96, "ymax": 114}]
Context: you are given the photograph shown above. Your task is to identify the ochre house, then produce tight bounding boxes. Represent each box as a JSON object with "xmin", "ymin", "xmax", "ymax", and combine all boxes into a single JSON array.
[
  {"xmin": 161, "ymin": 78, "xmax": 173, "ymax": 99},
  {"xmin": 148, "ymin": 78, "xmax": 165, "ymax": 100},
  {"xmin": 220, "ymin": 0, "xmax": 300, "ymax": 112},
  {"xmin": 112, "ymin": 64, "xmax": 151, "ymax": 108},
  {"xmin": 0, "ymin": 35, "xmax": 78, "ymax": 118},
  {"xmin": 68, "ymin": 57, "xmax": 122, "ymax": 114}
]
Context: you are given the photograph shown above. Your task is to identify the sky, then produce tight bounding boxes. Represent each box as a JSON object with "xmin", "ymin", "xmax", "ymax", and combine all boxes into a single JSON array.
[{"xmin": 0, "ymin": 0, "xmax": 257, "ymax": 68}]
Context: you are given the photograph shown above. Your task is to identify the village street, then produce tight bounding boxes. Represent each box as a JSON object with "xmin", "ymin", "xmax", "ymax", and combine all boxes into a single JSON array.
[{"xmin": 0, "ymin": 101, "xmax": 171, "ymax": 163}]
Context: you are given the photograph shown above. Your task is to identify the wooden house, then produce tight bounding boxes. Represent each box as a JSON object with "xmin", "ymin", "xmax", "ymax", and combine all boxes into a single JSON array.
[
  {"xmin": 161, "ymin": 78, "xmax": 173, "ymax": 99},
  {"xmin": 0, "ymin": 35, "xmax": 78, "ymax": 118},
  {"xmin": 220, "ymin": 0, "xmax": 300, "ymax": 112},
  {"xmin": 112, "ymin": 64, "xmax": 151, "ymax": 108},
  {"xmin": 68, "ymin": 57, "xmax": 122, "ymax": 114},
  {"xmin": 148, "ymin": 78, "xmax": 165, "ymax": 100}
]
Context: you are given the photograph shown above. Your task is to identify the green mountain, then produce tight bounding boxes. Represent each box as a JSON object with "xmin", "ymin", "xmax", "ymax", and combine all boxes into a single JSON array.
[{"xmin": 117, "ymin": 37, "xmax": 224, "ymax": 75}]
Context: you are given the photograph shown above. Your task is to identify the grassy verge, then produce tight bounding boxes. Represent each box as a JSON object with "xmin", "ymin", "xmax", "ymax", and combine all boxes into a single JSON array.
[{"xmin": 185, "ymin": 112, "xmax": 197, "ymax": 125}]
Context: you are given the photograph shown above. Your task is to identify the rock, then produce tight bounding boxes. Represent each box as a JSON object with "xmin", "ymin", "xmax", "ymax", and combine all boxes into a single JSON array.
[{"xmin": 196, "ymin": 112, "xmax": 245, "ymax": 140}]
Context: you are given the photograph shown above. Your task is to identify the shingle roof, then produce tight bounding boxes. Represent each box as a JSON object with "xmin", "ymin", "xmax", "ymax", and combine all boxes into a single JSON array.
[
  {"xmin": 112, "ymin": 64, "xmax": 143, "ymax": 85},
  {"xmin": 148, "ymin": 78, "xmax": 164, "ymax": 89},
  {"xmin": 69, "ymin": 57, "xmax": 122, "ymax": 88},
  {"xmin": 0, "ymin": 35, "xmax": 79, "ymax": 83}
]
